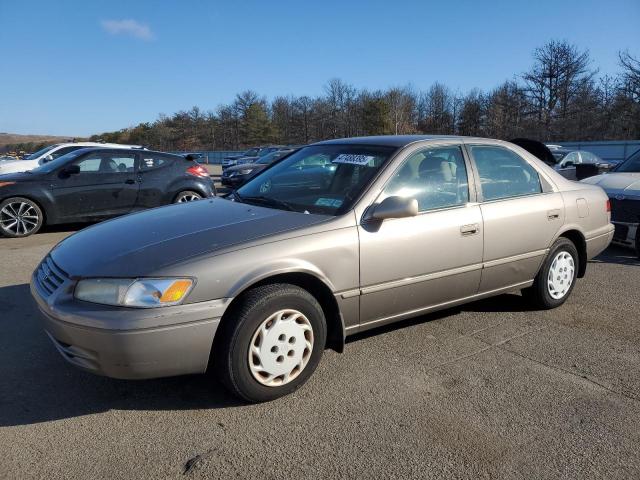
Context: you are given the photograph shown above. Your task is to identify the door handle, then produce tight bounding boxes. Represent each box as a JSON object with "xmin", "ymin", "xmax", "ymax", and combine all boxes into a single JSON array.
[
  {"xmin": 547, "ymin": 209, "xmax": 561, "ymax": 220},
  {"xmin": 460, "ymin": 223, "xmax": 479, "ymax": 236},
  {"xmin": 125, "ymin": 179, "xmax": 135, "ymax": 185}
]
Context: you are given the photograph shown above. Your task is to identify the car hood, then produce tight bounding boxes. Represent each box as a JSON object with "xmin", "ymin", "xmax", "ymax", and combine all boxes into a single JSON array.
[
  {"xmin": 0, "ymin": 159, "xmax": 38, "ymax": 174},
  {"xmin": 50, "ymin": 197, "xmax": 330, "ymax": 277},
  {"xmin": 225, "ymin": 163, "xmax": 263, "ymax": 173},
  {"xmin": 581, "ymin": 172, "xmax": 640, "ymax": 194},
  {"xmin": 0, "ymin": 171, "xmax": 44, "ymax": 182}
]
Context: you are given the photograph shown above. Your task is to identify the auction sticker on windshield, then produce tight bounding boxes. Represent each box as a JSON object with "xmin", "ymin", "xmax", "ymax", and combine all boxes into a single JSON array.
[{"xmin": 332, "ymin": 154, "xmax": 375, "ymax": 166}]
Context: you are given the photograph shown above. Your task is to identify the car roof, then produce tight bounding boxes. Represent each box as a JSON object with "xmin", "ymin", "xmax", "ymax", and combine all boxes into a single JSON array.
[
  {"xmin": 313, "ymin": 135, "xmax": 469, "ymax": 148},
  {"xmin": 71, "ymin": 147, "xmax": 181, "ymax": 158}
]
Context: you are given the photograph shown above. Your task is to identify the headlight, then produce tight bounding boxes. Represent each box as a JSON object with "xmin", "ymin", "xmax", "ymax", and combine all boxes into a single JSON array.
[
  {"xmin": 238, "ymin": 169, "xmax": 254, "ymax": 175},
  {"xmin": 74, "ymin": 278, "xmax": 194, "ymax": 308}
]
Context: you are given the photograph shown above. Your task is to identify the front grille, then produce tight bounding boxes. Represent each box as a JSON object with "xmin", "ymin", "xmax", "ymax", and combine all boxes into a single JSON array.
[
  {"xmin": 613, "ymin": 223, "xmax": 629, "ymax": 241},
  {"xmin": 35, "ymin": 255, "xmax": 69, "ymax": 297},
  {"xmin": 609, "ymin": 197, "xmax": 640, "ymax": 224}
]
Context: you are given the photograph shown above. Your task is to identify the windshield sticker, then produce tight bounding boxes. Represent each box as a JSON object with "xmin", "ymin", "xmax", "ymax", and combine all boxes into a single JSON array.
[
  {"xmin": 332, "ymin": 154, "xmax": 375, "ymax": 166},
  {"xmin": 315, "ymin": 198, "xmax": 343, "ymax": 208}
]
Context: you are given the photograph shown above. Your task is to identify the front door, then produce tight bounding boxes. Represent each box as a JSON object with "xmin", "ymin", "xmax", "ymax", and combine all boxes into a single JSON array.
[
  {"xmin": 358, "ymin": 145, "xmax": 484, "ymax": 328},
  {"xmin": 52, "ymin": 150, "xmax": 139, "ymax": 221}
]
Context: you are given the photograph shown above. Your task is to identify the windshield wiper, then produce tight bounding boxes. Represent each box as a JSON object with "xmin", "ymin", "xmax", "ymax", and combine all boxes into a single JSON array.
[{"xmin": 240, "ymin": 195, "xmax": 296, "ymax": 212}]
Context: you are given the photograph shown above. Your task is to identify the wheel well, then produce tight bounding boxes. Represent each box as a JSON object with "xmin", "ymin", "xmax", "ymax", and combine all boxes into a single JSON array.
[
  {"xmin": 1, "ymin": 195, "xmax": 47, "ymax": 225},
  {"xmin": 560, "ymin": 230, "xmax": 587, "ymax": 278},
  {"xmin": 172, "ymin": 187, "xmax": 206, "ymax": 203},
  {"xmin": 219, "ymin": 273, "xmax": 345, "ymax": 353}
]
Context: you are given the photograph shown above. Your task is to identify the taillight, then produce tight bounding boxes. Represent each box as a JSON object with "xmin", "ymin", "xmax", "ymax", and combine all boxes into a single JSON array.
[
  {"xmin": 606, "ymin": 199, "xmax": 611, "ymax": 212},
  {"xmin": 186, "ymin": 165, "xmax": 209, "ymax": 178}
]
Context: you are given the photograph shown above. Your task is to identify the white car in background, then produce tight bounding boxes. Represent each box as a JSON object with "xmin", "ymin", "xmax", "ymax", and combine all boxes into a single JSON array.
[{"xmin": 0, "ymin": 142, "xmax": 143, "ymax": 175}]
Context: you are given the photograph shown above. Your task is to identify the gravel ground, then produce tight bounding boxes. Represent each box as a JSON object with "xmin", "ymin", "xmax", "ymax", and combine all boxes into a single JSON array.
[{"xmin": 1, "ymin": 228, "xmax": 639, "ymax": 479}]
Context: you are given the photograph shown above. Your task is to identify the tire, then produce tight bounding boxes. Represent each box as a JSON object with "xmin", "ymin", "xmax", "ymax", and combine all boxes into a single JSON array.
[
  {"xmin": 635, "ymin": 228, "xmax": 640, "ymax": 260},
  {"xmin": 0, "ymin": 197, "xmax": 44, "ymax": 238},
  {"xmin": 523, "ymin": 237, "xmax": 579, "ymax": 309},
  {"xmin": 214, "ymin": 283, "xmax": 327, "ymax": 403},
  {"xmin": 173, "ymin": 190, "xmax": 202, "ymax": 203}
]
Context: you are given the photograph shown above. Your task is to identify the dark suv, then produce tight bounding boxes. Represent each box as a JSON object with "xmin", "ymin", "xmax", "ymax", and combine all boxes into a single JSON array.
[{"xmin": 0, "ymin": 148, "xmax": 215, "ymax": 237}]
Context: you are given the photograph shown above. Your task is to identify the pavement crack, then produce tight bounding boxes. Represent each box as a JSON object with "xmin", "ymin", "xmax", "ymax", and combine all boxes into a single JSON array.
[
  {"xmin": 424, "ymin": 345, "xmax": 494, "ymax": 372},
  {"xmin": 497, "ymin": 344, "xmax": 640, "ymax": 404}
]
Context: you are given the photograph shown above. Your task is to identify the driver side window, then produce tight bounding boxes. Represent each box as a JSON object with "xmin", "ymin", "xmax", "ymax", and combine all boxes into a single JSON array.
[
  {"xmin": 380, "ymin": 146, "xmax": 470, "ymax": 212},
  {"xmin": 73, "ymin": 152, "xmax": 136, "ymax": 173}
]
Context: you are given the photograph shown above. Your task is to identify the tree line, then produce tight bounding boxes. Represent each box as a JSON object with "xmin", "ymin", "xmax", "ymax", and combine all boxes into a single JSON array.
[{"xmin": 8, "ymin": 41, "xmax": 640, "ymax": 154}]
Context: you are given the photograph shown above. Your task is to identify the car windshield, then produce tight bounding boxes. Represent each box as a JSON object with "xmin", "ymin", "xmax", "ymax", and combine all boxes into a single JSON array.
[
  {"xmin": 24, "ymin": 145, "xmax": 59, "ymax": 160},
  {"xmin": 257, "ymin": 151, "xmax": 289, "ymax": 164},
  {"xmin": 235, "ymin": 144, "xmax": 397, "ymax": 215},
  {"xmin": 258, "ymin": 148, "xmax": 277, "ymax": 157},
  {"xmin": 244, "ymin": 148, "xmax": 260, "ymax": 157},
  {"xmin": 31, "ymin": 149, "xmax": 87, "ymax": 173},
  {"xmin": 614, "ymin": 149, "xmax": 640, "ymax": 172},
  {"xmin": 552, "ymin": 151, "xmax": 571, "ymax": 162}
]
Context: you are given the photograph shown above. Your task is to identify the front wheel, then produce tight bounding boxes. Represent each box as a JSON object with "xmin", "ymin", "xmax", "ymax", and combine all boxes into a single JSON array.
[
  {"xmin": 0, "ymin": 197, "xmax": 44, "ymax": 238},
  {"xmin": 522, "ymin": 237, "xmax": 578, "ymax": 309},
  {"xmin": 174, "ymin": 190, "xmax": 202, "ymax": 203},
  {"xmin": 214, "ymin": 284, "xmax": 326, "ymax": 402}
]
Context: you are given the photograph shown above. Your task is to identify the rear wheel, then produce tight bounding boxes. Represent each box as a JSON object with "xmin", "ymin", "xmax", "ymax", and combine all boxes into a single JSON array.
[
  {"xmin": 523, "ymin": 237, "xmax": 578, "ymax": 309},
  {"xmin": 0, "ymin": 197, "xmax": 43, "ymax": 238},
  {"xmin": 635, "ymin": 227, "xmax": 640, "ymax": 259},
  {"xmin": 174, "ymin": 191, "xmax": 202, "ymax": 203},
  {"xmin": 214, "ymin": 284, "xmax": 326, "ymax": 402}
]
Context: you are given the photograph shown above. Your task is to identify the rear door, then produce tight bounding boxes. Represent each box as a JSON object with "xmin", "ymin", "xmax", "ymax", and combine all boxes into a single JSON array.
[
  {"xmin": 466, "ymin": 144, "xmax": 564, "ymax": 293},
  {"xmin": 52, "ymin": 150, "xmax": 139, "ymax": 220},
  {"xmin": 135, "ymin": 153, "xmax": 177, "ymax": 208}
]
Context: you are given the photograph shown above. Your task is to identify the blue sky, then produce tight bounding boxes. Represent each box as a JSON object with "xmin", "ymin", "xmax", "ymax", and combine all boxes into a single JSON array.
[{"xmin": 1, "ymin": 0, "xmax": 638, "ymax": 137}]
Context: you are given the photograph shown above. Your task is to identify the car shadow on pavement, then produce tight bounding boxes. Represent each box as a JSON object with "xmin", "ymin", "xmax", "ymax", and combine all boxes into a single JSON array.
[
  {"xmin": 0, "ymin": 284, "xmax": 243, "ymax": 427},
  {"xmin": 591, "ymin": 245, "xmax": 640, "ymax": 266}
]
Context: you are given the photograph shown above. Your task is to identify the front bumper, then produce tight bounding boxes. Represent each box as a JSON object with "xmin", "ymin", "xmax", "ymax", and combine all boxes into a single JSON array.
[
  {"xmin": 611, "ymin": 221, "xmax": 638, "ymax": 249},
  {"xmin": 220, "ymin": 175, "xmax": 246, "ymax": 187},
  {"xmin": 30, "ymin": 271, "xmax": 227, "ymax": 379}
]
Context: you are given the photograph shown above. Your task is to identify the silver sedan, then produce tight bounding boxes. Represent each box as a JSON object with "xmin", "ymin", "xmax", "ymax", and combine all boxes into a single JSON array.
[{"xmin": 31, "ymin": 135, "xmax": 614, "ymax": 402}]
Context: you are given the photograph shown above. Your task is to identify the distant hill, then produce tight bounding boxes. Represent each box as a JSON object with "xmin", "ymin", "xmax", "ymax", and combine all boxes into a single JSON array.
[
  {"xmin": 0, "ymin": 133, "xmax": 79, "ymax": 147},
  {"xmin": 0, "ymin": 133, "xmax": 86, "ymax": 153}
]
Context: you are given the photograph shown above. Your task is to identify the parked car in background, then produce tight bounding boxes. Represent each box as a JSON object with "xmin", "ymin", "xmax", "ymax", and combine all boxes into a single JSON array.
[
  {"xmin": 582, "ymin": 148, "xmax": 640, "ymax": 257},
  {"xmin": 0, "ymin": 142, "xmax": 143, "ymax": 175},
  {"xmin": 222, "ymin": 146, "xmax": 290, "ymax": 170},
  {"xmin": 0, "ymin": 147, "xmax": 214, "ymax": 237},
  {"xmin": 31, "ymin": 135, "xmax": 612, "ymax": 402},
  {"xmin": 221, "ymin": 148, "xmax": 295, "ymax": 187}
]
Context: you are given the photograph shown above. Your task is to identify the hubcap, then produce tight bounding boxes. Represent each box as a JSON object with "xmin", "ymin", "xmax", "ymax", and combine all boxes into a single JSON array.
[
  {"xmin": 177, "ymin": 193, "xmax": 201, "ymax": 203},
  {"xmin": 547, "ymin": 251, "xmax": 575, "ymax": 299},
  {"xmin": 0, "ymin": 202, "xmax": 39, "ymax": 236},
  {"xmin": 248, "ymin": 309, "xmax": 314, "ymax": 387}
]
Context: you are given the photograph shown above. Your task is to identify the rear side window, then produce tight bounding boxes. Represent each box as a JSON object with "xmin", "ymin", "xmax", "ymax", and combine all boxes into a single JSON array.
[
  {"xmin": 470, "ymin": 146, "xmax": 542, "ymax": 201},
  {"xmin": 140, "ymin": 155, "xmax": 171, "ymax": 170}
]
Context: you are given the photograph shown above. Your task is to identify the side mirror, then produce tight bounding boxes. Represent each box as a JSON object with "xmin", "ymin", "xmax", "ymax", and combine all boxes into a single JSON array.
[
  {"xmin": 64, "ymin": 165, "xmax": 81, "ymax": 175},
  {"xmin": 369, "ymin": 196, "xmax": 418, "ymax": 221}
]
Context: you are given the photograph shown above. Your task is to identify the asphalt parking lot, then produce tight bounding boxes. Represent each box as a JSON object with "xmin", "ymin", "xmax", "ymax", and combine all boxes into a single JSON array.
[{"xmin": 1, "ymin": 228, "xmax": 639, "ymax": 479}]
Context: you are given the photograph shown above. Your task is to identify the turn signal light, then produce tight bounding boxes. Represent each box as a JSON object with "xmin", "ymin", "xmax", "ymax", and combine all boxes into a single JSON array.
[
  {"xmin": 159, "ymin": 279, "xmax": 193, "ymax": 303},
  {"xmin": 186, "ymin": 165, "xmax": 209, "ymax": 178},
  {"xmin": 606, "ymin": 199, "xmax": 611, "ymax": 212}
]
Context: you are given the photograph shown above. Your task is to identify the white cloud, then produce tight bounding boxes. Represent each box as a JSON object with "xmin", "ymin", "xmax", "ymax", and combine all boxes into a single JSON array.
[{"xmin": 101, "ymin": 19, "xmax": 154, "ymax": 41}]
